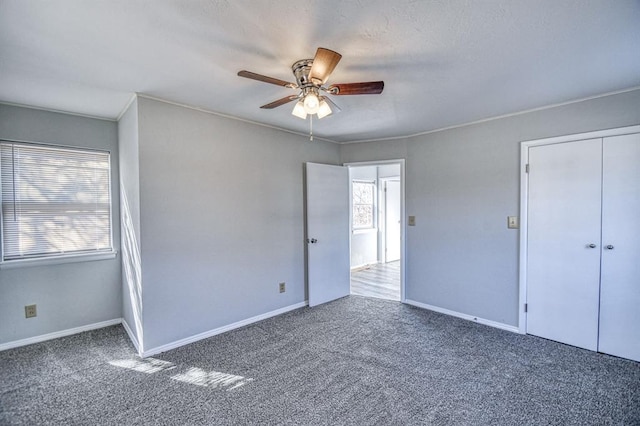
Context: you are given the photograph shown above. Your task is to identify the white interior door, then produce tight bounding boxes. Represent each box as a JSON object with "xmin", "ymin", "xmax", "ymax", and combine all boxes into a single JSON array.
[
  {"xmin": 384, "ymin": 180, "xmax": 401, "ymax": 262},
  {"xmin": 306, "ymin": 162, "xmax": 350, "ymax": 307},
  {"xmin": 598, "ymin": 133, "xmax": 640, "ymax": 362},
  {"xmin": 526, "ymin": 139, "xmax": 602, "ymax": 351}
]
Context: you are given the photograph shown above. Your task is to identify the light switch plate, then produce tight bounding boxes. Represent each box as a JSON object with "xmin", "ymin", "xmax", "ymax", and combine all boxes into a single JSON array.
[
  {"xmin": 408, "ymin": 216, "xmax": 416, "ymax": 226},
  {"xmin": 507, "ymin": 216, "xmax": 519, "ymax": 229}
]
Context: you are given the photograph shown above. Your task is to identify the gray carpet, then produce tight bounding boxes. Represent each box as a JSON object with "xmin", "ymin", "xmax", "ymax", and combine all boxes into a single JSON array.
[{"xmin": 1, "ymin": 296, "xmax": 639, "ymax": 425}]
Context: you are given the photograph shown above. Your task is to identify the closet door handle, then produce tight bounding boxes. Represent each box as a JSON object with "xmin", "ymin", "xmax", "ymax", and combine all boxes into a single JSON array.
[
  {"xmin": 605, "ymin": 245, "xmax": 614, "ymax": 250},
  {"xmin": 587, "ymin": 243, "xmax": 597, "ymax": 248}
]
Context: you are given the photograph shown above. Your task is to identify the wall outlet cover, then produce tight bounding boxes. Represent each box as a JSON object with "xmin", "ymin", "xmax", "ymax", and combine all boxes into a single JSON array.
[
  {"xmin": 25, "ymin": 304, "xmax": 37, "ymax": 318},
  {"xmin": 279, "ymin": 282, "xmax": 286, "ymax": 293}
]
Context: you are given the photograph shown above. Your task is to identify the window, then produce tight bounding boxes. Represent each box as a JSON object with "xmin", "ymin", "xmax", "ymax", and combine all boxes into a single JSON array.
[
  {"xmin": 1, "ymin": 141, "xmax": 113, "ymax": 263},
  {"xmin": 352, "ymin": 180, "xmax": 376, "ymax": 229}
]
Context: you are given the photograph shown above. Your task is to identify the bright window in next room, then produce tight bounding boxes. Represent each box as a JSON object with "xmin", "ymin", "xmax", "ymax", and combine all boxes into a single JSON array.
[
  {"xmin": 0, "ymin": 141, "xmax": 113, "ymax": 263},
  {"xmin": 352, "ymin": 180, "xmax": 376, "ymax": 230}
]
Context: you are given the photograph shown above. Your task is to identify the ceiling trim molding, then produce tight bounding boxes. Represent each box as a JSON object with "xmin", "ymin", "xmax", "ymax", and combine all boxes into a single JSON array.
[
  {"xmin": 135, "ymin": 93, "xmax": 340, "ymax": 144},
  {"xmin": 0, "ymin": 101, "xmax": 116, "ymax": 122},
  {"xmin": 341, "ymin": 85, "xmax": 640, "ymax": 144},
  {"xmin": 116, "ymin": 94, "xmax": 138, "ymax": 122},
  {"xmin": 4, "ymin": 84, "xmax": 639, "ymax": 144}
]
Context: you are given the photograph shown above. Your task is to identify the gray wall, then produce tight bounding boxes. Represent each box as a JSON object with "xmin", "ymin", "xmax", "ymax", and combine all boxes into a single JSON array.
[
  {"xmin": 133, "ymin": 97, "xmax": 341, "ymax": 351},
  {"xmin": 4, "ymin": 87, "xmax": 637, "ymax": 349},
  {"xmin": 341, "ymin": 89, "xmax": 640, "ymax": 327},
  {"xmin": 118, "ymin": 99, "xmax": 143, "ymax": 350},
  {"xmin": 0, "ymin": 104, "xmax": 122, "ymax": 344}
]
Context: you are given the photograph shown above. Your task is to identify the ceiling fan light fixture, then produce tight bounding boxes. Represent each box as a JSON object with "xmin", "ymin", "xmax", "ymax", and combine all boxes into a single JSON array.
[
  {"xmin": 303, "ymin": 92, "xmax": 320, "ymax": 114},
  {"xmin": 317, "ymin": 99, "xmax": 332, "ymax": 119},
  {"xmin": 292, "ymin": 100, "xmax": 307, "ymax": 119},
  {"xmin": 238, "ymin": 47, "xmax": 383, "ymax": 123}
]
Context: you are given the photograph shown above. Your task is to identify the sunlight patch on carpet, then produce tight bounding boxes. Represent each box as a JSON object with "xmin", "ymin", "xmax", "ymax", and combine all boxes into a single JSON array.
[
  {"xmin": 171, "ymin": 367, "xmax": 253, "ymax": 390},
  {"xmin": 109, "ymin": 358, "xmax": 176, "ymax": 374}
]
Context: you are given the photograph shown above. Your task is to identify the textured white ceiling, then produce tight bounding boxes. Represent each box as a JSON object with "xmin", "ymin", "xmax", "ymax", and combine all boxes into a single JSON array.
[{"xmin": 1, "ymin": 0, "xmax": 639, "ymax": 143}]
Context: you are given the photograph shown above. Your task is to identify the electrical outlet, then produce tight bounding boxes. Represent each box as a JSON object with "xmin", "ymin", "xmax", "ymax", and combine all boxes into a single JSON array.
[
  {"xmin": 408, "ymin": 216, "xmax": 416, "ymax": 226},
  {"xmin": 25, "ymin": 304, "xmax": 37, "ymax": 318},
  {"xmin": 279, "ymin": 282, "xmax": 286, "ymax": 293}
]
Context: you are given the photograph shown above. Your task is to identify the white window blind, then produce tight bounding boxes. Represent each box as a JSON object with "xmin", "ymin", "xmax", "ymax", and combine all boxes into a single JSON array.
[{"xmin": 1, "ymin": 141, "xmax": 113, "ymax": 261}]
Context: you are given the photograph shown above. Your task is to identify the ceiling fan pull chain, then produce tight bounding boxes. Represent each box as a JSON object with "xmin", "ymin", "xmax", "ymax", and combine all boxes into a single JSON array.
[{"xmin": 309, "ymin": 115, "xmax": 313, "ymax": 142}]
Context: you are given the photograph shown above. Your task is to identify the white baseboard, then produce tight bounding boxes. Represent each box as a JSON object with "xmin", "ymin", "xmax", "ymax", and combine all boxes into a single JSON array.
[
  {"xmin": 121, "ymin": 319, "xmax": 142, "ymax": 355},
  {"xmin": 350, "ymin": 261, "xmax": 381, "ymax": 272},
  {"xmin": 0, "ymin": 318, "xmax": 123, "ymax": 352},
  {"xmin": 2, "ymin": 300, "xmax": 517, "ymax": 355},
  {"xmin": 404, "ymin": 299, "xmax": 521, "ymax": 334},
  {"xmin": 141, "ymin": 301, "xmax": 308, "ymax": 358}
]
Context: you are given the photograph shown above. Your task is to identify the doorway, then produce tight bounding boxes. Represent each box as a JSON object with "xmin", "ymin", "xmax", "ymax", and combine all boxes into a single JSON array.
[{"xmin": 346, "ymin": 161, "xmax": 404, "ymax": 301}]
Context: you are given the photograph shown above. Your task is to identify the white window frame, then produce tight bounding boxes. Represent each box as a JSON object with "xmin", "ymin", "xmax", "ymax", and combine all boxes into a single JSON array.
[
  {"xmin": 0, "ymin": 140, "xmax": 117, "ymax": 269},
  {"xmin": 352, "ymin": 179, "xmax": 377, "ymax": 231}
]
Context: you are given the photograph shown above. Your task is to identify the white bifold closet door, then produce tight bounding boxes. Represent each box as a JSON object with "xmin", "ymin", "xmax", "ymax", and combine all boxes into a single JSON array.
[
  {"xmin": 526, "ymin": 138, "xmax": 603, "ymax": 351},
  {"xmin": 526, "ymin": 133, "xmax": 640, "ymax": 362},
  {"xmin": 598, "ymin": 133, "xmax": 640, "ymax": 362}
]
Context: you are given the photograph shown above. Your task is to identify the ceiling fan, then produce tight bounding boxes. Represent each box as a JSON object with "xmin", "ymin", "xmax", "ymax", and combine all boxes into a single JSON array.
[{"xmin": 238, "ymin": 47, "xmax": 384, "ymax": 121}]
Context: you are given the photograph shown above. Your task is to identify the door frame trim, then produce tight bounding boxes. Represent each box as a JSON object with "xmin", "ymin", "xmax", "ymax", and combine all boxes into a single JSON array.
[
  {"xmin": 518, "ymin": 125, "xmax": 640, "ymax": 334},
  {"xmin": 344, "ymin": 159, "xmax": 406, "ymax": 302},
  {"xmin": 380, "ymin": 177, "xmax": 401, "ymax": 263}
]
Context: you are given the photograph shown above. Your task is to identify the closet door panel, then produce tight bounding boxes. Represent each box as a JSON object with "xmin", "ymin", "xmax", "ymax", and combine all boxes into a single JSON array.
[
  {"xmin": 599, "ymin": 133, "xmax": 640, "ymax": 362},
  {"xmin": 526, "ymin": 139, "xmax": 602, "ymax": 351}
]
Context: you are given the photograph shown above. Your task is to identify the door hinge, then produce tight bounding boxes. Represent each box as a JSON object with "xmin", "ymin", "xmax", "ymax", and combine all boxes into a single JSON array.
[
  {"xmin": 524, "ymin": 303, "xmax": 528, "ymax": 313},
  {"xmin": 525, "ymin": 164, "xmax": 529, "ymax": 173}
]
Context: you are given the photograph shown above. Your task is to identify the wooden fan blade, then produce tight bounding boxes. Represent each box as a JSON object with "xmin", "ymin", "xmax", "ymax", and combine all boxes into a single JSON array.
[
  {"xmin": 238, "ymin": 70, "xmax": 296, "ymax": 88},
  {"xmin": 260, "ymin": 95, "xmax": 299, "ymax": 109},
  {"xmin": 308, "ymin": 48, "xmax": 342, "ymax": 85},
  {"xmin": 328, "ymin": 81, "xmax": 384, "ymax": 95}
]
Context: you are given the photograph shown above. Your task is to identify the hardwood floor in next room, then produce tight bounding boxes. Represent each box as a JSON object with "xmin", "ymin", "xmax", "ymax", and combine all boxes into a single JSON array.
[{"xmin": 351, "ymin": 261, "xmax": 400, "ymax": 301}]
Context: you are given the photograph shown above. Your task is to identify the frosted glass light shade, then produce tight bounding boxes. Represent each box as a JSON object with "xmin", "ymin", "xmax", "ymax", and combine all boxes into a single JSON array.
[
  {"xmin": 317, "ymin": 99, "xmax": 332, "ymax": 119},
  {"xmin": 303, "ymin": 93, "xmax": 320, "ymax": 114},
  {"xmin": 292, "ymin": 101, "xmax": 307, "ymax": 119}
]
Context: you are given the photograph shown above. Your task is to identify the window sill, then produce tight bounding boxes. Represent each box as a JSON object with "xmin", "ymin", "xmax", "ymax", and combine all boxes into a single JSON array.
[
  {"xmin": 0, "ymin": 251, "xmax": 118, "ymax": 270},
  {"xmin": 353, "ymin": 228, "xmax": 377, "ymax": 235}
]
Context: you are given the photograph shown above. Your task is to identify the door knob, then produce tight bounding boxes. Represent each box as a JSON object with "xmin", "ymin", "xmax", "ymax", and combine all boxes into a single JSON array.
[
  {"xmin": 605, "ymin": 244, "xmax": 614, "ymax": 250},
  {"xmin": 307, "ymin": 238, "xmax": 317, "ymax": 244},
  {"xmin": 587, "ymin": 243, "xmax": 596, "ymax": 248}
]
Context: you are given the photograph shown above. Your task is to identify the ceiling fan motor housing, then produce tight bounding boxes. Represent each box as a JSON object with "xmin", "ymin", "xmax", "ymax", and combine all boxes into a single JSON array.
[{"xmin": 292, "ymin": 59, "xmax": 315, "ymax": 88}]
